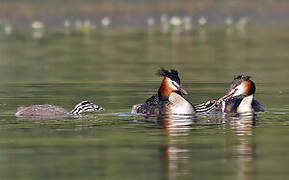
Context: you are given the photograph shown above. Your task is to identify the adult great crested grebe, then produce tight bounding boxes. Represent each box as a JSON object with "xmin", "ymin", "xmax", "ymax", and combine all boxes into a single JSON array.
[
  {"xmin": 219, "ymin": 75, "xmax": 264, "ymax": 114},
  {"xmin": 15, "ymin": 100, "xmax": 104, "ymax": 118},
  {"xmin": 186, "ymin": 75, "xmax": 264, "ymax": 114},
  {"xmin": 131, "ymin": 68, "xmax": 196, "ymax": 116}
]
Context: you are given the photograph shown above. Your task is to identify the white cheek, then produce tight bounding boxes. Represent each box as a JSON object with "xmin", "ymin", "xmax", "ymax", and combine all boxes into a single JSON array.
[
  {"xmin": 168, "ymin": 79, "xmax": 178, "ymax": 91},
  {"xmin": 233, "ymin": 83, "xmax": 245, "ymax": 97}
]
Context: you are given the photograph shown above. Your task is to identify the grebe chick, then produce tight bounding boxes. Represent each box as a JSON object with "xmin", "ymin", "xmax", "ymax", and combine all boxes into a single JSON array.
[
  {"xmin": 131, "ymin": 68, "xmax": 195, "ymax": 116},
  {"xmin": 219, "ymin": 75, "xmax": 264, "ymax": 114},
  {"xmin": 15, "ymin": 100, "xmax": 104, "ymax": 118}
]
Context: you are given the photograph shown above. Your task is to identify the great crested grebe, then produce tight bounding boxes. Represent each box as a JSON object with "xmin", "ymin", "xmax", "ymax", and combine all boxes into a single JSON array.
[
  {"xmin": 219, "ymin": 75, "xmax": 264, "ymax": 114},
  {"xmin": 131, "ymin": 68, "xmax": 195, "ymax": 116},
  {"xmin": 15, "ymin": 100, "xmax": 104, "ymax": 118},
  {"xmin": 194, "ymin": 75, "xmax": 264, "ymax": 114}
]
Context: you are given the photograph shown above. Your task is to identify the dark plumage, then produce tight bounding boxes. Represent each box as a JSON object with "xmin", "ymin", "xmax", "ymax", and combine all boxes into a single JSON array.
[
  {"xmin": 132, "ymin": 95, "xmax": 169, "ymax": 115},
  {"xmin": 230, "ymin": 75, "xmax": 252, "ymax": 91},
  {"xmin": 156, "ymin": 68, "xmax": 180, "ymax": 85},
  {"xmin": 222, "ymin": 97, "xmax": 264, "ymax": 113}
]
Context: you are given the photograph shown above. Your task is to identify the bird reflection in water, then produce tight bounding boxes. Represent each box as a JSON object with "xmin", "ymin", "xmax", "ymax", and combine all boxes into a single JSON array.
[
  {"xmin": 157, "ymin": 113, "xmax": 257, "ymax": 180},
  {"xmin": 158, "ymin": 115, "xmax": 195, "ymax": 137},
  {"xmin": 224, "ymin": 114, "xmax": 256, "ymax": 180},
  {"xmin": 158, "ymin": 115, "xmax": 194, "ymax": 179}
]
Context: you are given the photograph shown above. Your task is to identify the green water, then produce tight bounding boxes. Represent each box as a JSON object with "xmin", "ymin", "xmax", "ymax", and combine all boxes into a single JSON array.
[{"xmin": 0, "ymin": 26, "xmax": 288, "ymax": 180}]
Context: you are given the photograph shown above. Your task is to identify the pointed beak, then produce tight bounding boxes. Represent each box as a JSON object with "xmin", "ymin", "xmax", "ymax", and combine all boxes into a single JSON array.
[
  {"xmin": 178, "ymin": 84, "xmax": 188, "ymax": 95},
  {"xmin": 219, "ymin": 88, "xmax": 237, "ymax": 102}
]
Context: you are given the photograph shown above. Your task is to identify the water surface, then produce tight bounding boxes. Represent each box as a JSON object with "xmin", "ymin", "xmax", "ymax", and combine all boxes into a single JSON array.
[{"xmin": 0, "ymin": 26, "xmax": 288, "ymax": 179}]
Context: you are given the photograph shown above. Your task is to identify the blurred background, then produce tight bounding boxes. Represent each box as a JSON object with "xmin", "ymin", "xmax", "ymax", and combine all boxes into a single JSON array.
[
  {"xmin": 0, "ymin": 1, "xmax": 289, "ymax": 180},
  {"xmin": 0, "ymin": 0, "xmax": 288, "ymax": 107},
  {"xmin": 1, "ymin": 0, "xmax": 289, "ymax": 28}
]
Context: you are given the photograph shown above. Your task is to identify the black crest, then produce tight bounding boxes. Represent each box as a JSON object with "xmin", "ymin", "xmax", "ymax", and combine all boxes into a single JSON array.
[
  {"xmin": 230, "ymin": 75, "xmax": 252, "ymax": 90},
  {"xmin": 156, "ymin": 68, "xmax": 181, "ymax": 84},
  {"xmin": 242, "ymin": 76, "xmax": 251, "ymax": 81},
  {"xmin": 233, "ymin": 75, "xmax": 251, "ymax": 81}
]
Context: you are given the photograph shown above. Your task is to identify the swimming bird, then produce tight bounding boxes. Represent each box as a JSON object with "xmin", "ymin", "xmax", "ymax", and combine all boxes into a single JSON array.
[
  {"xmin": 194, "ymin": 75, "xmax": 264, "ymax": 114},
  {"xmin": 131, "ymin": 68, "xmax": 195, "ymax": 116},
  {"xmin": 219, "ymin": 75, "xmax": 264, "ymax": 114},
  {"xmin": 15, "ymin": 100, "xmax": 104, "ymax": 118}
]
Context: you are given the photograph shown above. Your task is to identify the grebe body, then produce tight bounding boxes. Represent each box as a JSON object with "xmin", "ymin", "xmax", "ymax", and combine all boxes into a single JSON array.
[
  {"xmin": 15, "ymin": 100, "xmax": 104, "ymax": 118},
  {"xmin": 220, "ymin": 75, "xmax": 264, "ymax": 114},
  {"xmin": 132, "ymin": 68, "xmax": 195, "ymax": 116}
]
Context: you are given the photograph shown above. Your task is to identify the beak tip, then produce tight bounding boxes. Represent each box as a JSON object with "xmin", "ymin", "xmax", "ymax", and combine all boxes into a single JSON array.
[{"xmin": 180, "ymin": 88, "xmax": 188, "ymax": 95}]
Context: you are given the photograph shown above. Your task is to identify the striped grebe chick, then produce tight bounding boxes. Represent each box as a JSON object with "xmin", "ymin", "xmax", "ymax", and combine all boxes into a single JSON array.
[
  {"xmin": 15, "ymin": 100, "xmax": 104, "ymax": 118},
  {"xmin": 131, "ymin": 68, "xmax": 195, "ymax": 116}
]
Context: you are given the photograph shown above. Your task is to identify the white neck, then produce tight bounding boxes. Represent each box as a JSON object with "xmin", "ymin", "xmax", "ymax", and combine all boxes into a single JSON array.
[
  {"xmin": 168, "ymin": 92, "xmax": 195, "ymax": 115},
  {"xmin": 237, "ymin": 94, "xmax": 254, "ymax": 114}
]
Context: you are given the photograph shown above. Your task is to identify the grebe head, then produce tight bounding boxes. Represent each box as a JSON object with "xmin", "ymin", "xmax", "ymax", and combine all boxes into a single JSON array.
[
  {"xmin": 157, "ymin": 68, "xmax": 187, "ymax": 100},
  {"xmin": 222, "ymin": 75, "xmax": 256, "ymax": 101},
  {"xmin": 70, "ymin": 100, "xmax": 104, "ymax": 115}
]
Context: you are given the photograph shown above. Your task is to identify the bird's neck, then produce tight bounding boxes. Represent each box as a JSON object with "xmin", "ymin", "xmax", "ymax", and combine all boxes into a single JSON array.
[
  {"xmin": 158, "ymin": 77, "xmax": 173, "ymax": 100},
  {"xmin": 237, "ymin": 94, "xmax": 254, "ymax": 114}
]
